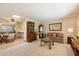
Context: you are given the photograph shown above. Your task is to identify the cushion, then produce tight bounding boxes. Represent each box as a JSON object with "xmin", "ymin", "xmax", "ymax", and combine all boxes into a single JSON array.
[{"xmin": 56, "ymin": 33, "xmax": 64, "ymax": 38}]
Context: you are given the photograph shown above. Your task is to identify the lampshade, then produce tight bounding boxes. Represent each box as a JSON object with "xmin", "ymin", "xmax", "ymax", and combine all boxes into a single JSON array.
[{"xmin": 68, "ymin": 28, "xmax": 73, "ymax": 33}]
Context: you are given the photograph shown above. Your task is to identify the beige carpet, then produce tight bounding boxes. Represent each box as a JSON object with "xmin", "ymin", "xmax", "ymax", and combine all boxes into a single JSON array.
[
  {"xmin": 0, "ymin": 40, "xmax": 74, "ymax": 56},
  {"xmin": 0, "ymin": 38, "xmax": 24, "ymax": 51}
]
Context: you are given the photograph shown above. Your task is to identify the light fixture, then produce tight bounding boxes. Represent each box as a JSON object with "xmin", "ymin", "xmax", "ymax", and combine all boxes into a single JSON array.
[{"xmin": 12, "ymin": 15, "xmax": 21, "ymax": 18}]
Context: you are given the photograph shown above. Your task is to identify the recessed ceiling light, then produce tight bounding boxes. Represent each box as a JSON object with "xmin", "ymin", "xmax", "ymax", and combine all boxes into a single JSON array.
[{"xmin": 12, "ymin": 15, "xmax": 21, "ymax": 18}]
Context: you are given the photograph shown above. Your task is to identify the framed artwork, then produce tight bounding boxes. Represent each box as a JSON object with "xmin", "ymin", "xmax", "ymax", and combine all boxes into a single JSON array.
[{"xmin": 49, "ymin": 23, "xmax": 62, "ymax": 31}]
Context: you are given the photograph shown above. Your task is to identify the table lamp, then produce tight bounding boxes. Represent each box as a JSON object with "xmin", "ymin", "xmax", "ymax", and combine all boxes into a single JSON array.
[{"xmin": 68, "ymin": 28, "xmax": 73, "ymax": 37}]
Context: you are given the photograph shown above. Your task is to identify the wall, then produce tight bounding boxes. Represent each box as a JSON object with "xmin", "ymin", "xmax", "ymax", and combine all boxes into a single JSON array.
[
  {"xmin": 15, "ymin": 21, "xmax": 24, "ymax": 32},
  {"xmin": 0, "ymin": 18, "xmax": 12, "ymax": 25},
  {"xmin": 0, "ymin": 17, "xmax": 78, "ymax": 43},
  {"xmin": 0, "ymin": 18, "xmax": 41, "ymax": 41},
  {"xmin": 76, "ymin": 17, "xmax": 79, "ymax": 34},
  {"xmin": 0, "ymin": 18, "xmax": 24, "ymax": 33},
  {"xmin": 43, "ymin": 17, "xmax": 77, "ymax": 43}
]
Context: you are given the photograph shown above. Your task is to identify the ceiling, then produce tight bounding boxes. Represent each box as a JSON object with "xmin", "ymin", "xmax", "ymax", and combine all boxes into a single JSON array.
[{"xmin": 0, "ymin": 3, "xmax": 79, "ymax": 21}]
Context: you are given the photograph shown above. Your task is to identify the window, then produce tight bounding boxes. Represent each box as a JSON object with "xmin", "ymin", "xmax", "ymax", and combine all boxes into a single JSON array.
[{"xmin": 0, "ymin": 24, "xmax": 15, "ymax": 32}]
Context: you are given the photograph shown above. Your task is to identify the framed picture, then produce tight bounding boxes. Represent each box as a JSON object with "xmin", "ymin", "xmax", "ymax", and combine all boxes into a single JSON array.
[{"xmin": 49, "ymin": 23, "xmax": 62, "ymax": 31}]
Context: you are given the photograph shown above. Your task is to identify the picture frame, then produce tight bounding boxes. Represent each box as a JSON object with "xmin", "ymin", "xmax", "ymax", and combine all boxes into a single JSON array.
[{"xmin": 49, "ymin": 23, "xmax": 62, "ymax": 31}]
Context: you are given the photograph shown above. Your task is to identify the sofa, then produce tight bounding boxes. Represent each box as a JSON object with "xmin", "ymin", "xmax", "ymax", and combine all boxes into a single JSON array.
[
  {"xmin": 55, "ymin": 33, "xmax": 64, "ymax": 43},
  {"xmin": 48, "ymin": 33, "xmax": 64, "ymax": 43}
]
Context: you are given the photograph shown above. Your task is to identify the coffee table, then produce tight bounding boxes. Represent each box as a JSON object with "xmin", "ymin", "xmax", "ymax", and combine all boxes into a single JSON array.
[{"xmin": 40, "ymin": 38, "xmax": 54, "ymax": 49}]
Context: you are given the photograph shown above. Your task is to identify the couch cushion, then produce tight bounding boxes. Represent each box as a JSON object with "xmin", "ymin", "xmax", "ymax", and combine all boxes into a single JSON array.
[{"xmin": 56, "ymin": 33, "xmax": 64, "ymax": 38}]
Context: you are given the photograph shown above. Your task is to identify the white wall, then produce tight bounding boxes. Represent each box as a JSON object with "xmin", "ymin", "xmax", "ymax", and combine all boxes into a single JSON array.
[
  {"xmin": 0, "ymin": 17, "xmax": 78, "ymax": 43},
  {"xmin": 43, "ymin": 17, "xmax": 77, "ymax": 43},
  {"xmin": 0, "ymin": 18, "xmax": 41, "ymax": 41},
  {"xmin": 76, "ymin": 17, "xmax": 79, "ymax": 34}
]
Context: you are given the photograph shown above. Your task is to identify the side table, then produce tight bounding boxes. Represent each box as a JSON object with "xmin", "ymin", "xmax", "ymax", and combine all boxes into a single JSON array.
[{"xmin": 67, "ymin": 37, "xmax": 74, "ymax": 44}]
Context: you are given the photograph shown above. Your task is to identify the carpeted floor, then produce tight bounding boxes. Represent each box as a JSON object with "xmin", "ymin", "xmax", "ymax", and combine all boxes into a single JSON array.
[
  {"xmin": 0, "ymin": 40, "xmax": 74, "ymax": 56},
  {"xmin": 0, "ymin": 38, "xmax": 24, "ymax": 51}
]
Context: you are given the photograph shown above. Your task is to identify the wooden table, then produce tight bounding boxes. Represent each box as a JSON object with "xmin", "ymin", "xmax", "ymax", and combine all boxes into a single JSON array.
[{"xmin": 2, "ymin": 35, "xmax": 9, "ymax": 43}]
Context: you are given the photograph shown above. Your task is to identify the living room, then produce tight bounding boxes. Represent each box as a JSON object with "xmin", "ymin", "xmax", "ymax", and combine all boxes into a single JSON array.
[{"xmin": 0, "ymin": 3, "xmax": 79, "ymax": 56}]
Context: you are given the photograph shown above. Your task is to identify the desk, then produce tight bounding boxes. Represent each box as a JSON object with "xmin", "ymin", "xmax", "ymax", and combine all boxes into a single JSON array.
[{"xmin": 67, "ymin": 37, "xmax": 74, "ymax": 44}]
